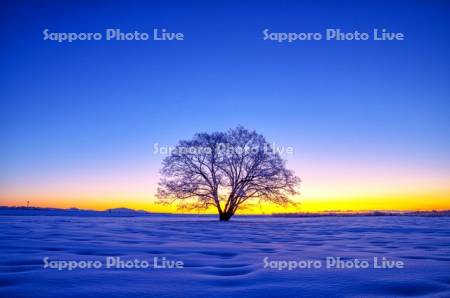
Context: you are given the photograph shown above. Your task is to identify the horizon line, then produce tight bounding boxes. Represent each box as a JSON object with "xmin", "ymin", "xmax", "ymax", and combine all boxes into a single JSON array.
[{"xmin": 2, "ymin": 205, "xmax": 449, "ymax": 215}]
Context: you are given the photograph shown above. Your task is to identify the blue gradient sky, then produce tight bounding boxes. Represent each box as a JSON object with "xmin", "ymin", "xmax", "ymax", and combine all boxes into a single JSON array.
[{"xmin": 1, "ymin": 0, "xmax": 449, "ymax": 211}]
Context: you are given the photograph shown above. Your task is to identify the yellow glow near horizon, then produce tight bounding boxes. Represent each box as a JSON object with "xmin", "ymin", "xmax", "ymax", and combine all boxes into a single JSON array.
[
  {"xmin": 1, "ymin": 163, "xmax": 449, "ymax": 213},
  {"xmin": 1, "ymin": 190, "xmax": 449, "ymax": 214}
]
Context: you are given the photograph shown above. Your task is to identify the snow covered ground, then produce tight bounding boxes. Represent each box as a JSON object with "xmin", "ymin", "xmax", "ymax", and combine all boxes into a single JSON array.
[{"xmin": 0, "ymin": 215, "xmax": 449, "ymax": 297}]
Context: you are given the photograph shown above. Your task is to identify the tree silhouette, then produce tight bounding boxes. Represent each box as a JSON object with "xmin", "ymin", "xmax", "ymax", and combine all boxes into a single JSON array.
[{"xmin": 157, "ymin": 126, "xmax": 300, "ymax": 220}]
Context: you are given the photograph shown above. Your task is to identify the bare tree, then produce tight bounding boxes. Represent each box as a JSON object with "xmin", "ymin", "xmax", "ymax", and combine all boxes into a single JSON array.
[{"xmin": 157, "ymin": 127, "xmax": 300, "ymax": 221}]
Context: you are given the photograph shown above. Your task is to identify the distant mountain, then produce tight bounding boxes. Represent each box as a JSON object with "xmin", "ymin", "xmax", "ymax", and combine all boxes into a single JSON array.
[
  {"xmin": 106, "ymin": 208, "xmax": 149, "ymax": 214},
  {"xmin": 0, "ymin": 206, "xmax": 155, "ymax": 217}
]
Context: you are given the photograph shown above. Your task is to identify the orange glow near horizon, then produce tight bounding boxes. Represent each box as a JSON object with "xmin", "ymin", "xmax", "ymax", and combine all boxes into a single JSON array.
[
  {"xmin": 1, "ymin": 162, "xmax": 449, "ymax": 214},
  {"xmin": 1, "ymin": 190, "xmax": 449, "ymax": 214}
]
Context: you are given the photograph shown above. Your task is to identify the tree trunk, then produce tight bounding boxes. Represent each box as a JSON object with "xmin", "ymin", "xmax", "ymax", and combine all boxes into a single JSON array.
[{"xmin": 219, "ymin": 212, "xmax": 233, "ymax": 221}]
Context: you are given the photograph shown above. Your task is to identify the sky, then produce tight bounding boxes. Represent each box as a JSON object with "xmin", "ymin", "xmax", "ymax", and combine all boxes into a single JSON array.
[{"xmin": 1, "ymin": 0, "xmax": 449, "ymax": 213}]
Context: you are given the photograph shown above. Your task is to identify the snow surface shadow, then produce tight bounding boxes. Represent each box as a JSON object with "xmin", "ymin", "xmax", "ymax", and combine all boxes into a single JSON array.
[{"xmin": 0, "ymin": 215, "xmax": 449, "ymax": 297}]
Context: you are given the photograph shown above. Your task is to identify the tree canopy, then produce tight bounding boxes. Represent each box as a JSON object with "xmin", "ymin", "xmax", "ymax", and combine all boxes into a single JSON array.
[{"xmin": 157, "ymin": 126, "xmax": 300, "ymax": 220}]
